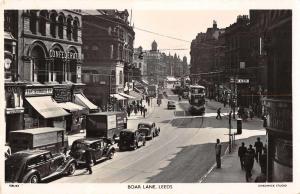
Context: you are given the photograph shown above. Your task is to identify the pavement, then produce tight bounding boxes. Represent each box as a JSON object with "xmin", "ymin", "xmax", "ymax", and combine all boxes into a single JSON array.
[
  {"xmin": 202, "ymin": 99, "xmax": 267, "ymax": 183},
  {"xmin": 202, "ymin": 135, "xmax": 266, "ymax": 183},
  {"xmin": 127, "ymin": 99, "xmax": 156, "ymax": 120}
]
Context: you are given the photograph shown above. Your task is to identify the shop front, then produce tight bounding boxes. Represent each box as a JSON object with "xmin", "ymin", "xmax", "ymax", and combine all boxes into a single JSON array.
[
  {"xmin": 5, "ymin": 83, "xmax": 26, "ymax": 142},
  {"xmin": 53, "ymin": 85, "xmax": 88, "ymax": 134},
  {"xmin": 24, "ymin": 87, "xmax": 70, "ymax": 130}
]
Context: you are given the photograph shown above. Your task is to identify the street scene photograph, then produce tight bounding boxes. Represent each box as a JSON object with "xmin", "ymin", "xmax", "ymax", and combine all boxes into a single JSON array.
[{"xmin": 3, "ymin": 8, "xmax": 292, "ymax": 185}]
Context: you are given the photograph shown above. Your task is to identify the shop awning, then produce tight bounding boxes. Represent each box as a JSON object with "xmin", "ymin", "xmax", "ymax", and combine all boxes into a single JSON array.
[
  {"xmin": 119, "ymin": 92, "xmax": 136, "ymax": 99},
  {"xmin": 74, "ymin": 94, "xmax": 99, "ymax": 111},
  {"xmin": 25, "ymin": 96, "xmax": 70, "ymax": 118},
  {"xmin": 110, "ymin": 94, "xmax": 126, "ymax": 100},
  {"xmin": 129, "ymin": 91, "xmax": 143, "ymax": 100},
  {"xmin": 58, "ymin": 102, "xmax": 88, "ymax": 113}
]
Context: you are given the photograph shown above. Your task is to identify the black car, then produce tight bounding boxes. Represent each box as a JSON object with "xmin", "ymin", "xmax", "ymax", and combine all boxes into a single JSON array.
[
  {"xmin": 5, "ymin": 149, "xmax": 76, "ymax": 183},
  {"xmin": 118, "ymin": 128, "xmax": 146, "ymax": 151},
  {"xmin": 137, "ymin": 121, "xmax": 160, "ymax": 140},
  {"xmin": 69, "ymin": 138, "xmax": 115, "ymax": 165},
  {"xmin": 167, "ymin": 101, "xmax": 176, "ymax": 109}
]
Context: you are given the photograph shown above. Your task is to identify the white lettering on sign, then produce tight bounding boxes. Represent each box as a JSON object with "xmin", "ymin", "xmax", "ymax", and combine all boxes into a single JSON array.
[
  {"xmin": 25, "ymin": 88, "xmax": 53, "ymax": 96},
  {"xmin": 49, "ymin": 49, "xmax": 79, "ymax": 60},
  {"xmin": 236, "ymin": 79, "xmax": 249, "ymax": 84}
]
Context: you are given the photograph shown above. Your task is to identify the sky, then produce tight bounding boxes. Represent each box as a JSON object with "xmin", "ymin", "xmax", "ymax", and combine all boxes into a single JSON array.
[{"xmin": 131, "ymin": 10, "xmax": 249, "ymax": 63}]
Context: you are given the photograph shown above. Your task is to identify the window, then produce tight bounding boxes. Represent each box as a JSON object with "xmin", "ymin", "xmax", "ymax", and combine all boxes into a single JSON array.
[
  {"xmin": 119, "ymin": 70, "xmax": 123, "ymax": 85},
  {"xmin": 39, "ymin": 10, "xmax": 48, "ymax": 36},
  {"xmin": 58, "ymin": 14, "xmax": 64, "ymax": 39},
  {"xmin": 66, "ymin": 16, "xmax": 72, "ymax": 41},
  {"xmin": 50, "ymin": 12, "xmax": 56, "ymax": 38},
  {"xmin": 73, "ymin": 18, "xmax": 79, "ymax": 41},
  {"xmin": 30, "ymin": 11, "xmax": 37, "ymax": 34}
]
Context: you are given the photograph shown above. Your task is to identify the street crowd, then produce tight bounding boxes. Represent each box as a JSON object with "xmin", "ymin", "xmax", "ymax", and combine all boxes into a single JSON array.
[
  {"xmin": 126, "ymin": 96, "xmax": 153, "ymax": 118},
  {"xmin": 238, "ymin": 137, "xmax": 267, "ymax": 182}
]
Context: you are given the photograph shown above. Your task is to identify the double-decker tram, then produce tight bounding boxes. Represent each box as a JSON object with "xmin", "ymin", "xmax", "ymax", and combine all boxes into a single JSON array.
[{"xmin": 188, "ymin": 85, "xmax": 206, "ymax": 115}]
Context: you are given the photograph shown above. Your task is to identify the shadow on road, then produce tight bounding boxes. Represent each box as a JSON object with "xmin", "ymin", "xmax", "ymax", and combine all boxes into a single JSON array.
[{"xmin": 146, "ymin": 142, "xmax": 227, "ymax": 183}]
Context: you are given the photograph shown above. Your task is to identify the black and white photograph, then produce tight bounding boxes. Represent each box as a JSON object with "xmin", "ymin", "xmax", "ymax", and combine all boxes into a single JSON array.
[{"xmin": 1, "ymin": 0, "xmax": 299, "ymax": 194}]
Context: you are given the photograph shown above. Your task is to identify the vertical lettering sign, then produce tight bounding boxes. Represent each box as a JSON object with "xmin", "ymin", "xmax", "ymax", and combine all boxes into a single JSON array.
[{"xmin": 53, "ymin": 86, "xmax": 72, "ymax": 103}]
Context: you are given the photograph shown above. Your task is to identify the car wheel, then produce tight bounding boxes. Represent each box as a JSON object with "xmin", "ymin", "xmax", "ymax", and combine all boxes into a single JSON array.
[
  {"xmin": 68, "ymin": 162, "xmax": 76, "ymax": 175},
  {"xmin": 27, "ymin": 174, "xmax": 39, "ymax": 183}
]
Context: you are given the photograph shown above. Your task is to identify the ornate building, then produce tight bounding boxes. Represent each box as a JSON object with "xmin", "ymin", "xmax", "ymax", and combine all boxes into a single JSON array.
[
  {"xmin": 4, "ymin": 10, "xmax": 97, "ymax": 139},
  {"xmin": 82, "ymin": 9, "xmax": 135, "ymax": 110}
]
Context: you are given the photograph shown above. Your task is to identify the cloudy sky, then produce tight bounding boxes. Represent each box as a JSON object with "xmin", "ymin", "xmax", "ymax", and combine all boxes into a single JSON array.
[{"xmin": 132, "ymin": 10, "xmax": 248, "ymax": 62}]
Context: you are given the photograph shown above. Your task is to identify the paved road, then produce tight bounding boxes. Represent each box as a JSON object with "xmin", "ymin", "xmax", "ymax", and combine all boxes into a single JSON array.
[{"xmin": 51, "ymin": 89, "xmax": 264, "ymax": 183}]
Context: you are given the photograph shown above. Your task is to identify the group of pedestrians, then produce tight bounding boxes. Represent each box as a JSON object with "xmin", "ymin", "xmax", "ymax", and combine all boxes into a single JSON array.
[
  {"xmin": 238, "ymin": 137, "xmax": 267, "ymax": 182},
  {"xmin": 126, "ymin": 100, "xmax": 147, "ymax": 118}
]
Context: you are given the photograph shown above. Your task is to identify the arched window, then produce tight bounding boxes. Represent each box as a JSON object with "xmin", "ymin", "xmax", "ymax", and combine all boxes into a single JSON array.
[
  {"xmin": 31, "ymin": 45, "xmax": 46, "ymax": 83},
  {"xmin": 58, "ymin": 14, "xmax": 65, "ymax": 39},
  {"xmin": 73, "ymin": 17, "xmax": 79, "ymax": 42},
  {"xmin": 50, "ymin": 11, "xmax": 57, "ymax": 38},
  {"xmin": 66, "ymin": 16, "xmax": 73, "ymax": 41},
  {"xmin": 39, "ymin": 10, "xmax": 48, "ymax": 36},
  {"xmin": 30, "ymin": 11, "xmax": 37, "ymax": 34}
]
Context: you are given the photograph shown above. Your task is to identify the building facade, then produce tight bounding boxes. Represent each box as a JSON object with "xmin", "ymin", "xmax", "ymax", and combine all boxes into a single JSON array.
[
  {"xmin": 250, "ymin": 10, "xmax": 292, "ymax": 182},
  {"xmin": 4, "ymin": 10, "xmax": 97, "ymax": 139},
  {"xmin": 82, "ymin": 10, "xmax": 135, "ymax": 110}
]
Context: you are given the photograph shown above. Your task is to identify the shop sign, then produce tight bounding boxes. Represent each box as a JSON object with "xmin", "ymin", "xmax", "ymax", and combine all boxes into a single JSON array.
[
  {"xmin": 53, "ymin": 86, "xmax": 72, "ymax": 103},
  {"xmin": 236, "ymin": 79, "xmax": 249, "ymax": 84},
  {"xmin": 107, "ymin": 115, "xmax": 116, "ymax": 129},
  {"xmin": 49, "ymin": 49, "xmax": 79, "ymax": 60},
  {"xmin": 6, "ymin": 108, "xmax": 24, "ymax": 114},
  {"xmin": 25, "ymin": 88, "xmax": 53, "ymax": 96}
]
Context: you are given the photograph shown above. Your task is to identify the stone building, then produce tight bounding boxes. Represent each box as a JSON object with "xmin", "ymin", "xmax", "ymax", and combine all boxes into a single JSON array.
[
  {"xmin": 4, "ymin": 10, "xmax": 97, "ymax": 138},
  {"xmin": 82, "ymin": 10, "xmax": 135, "ymax": 110},
  {"xmin": 250, "ymin": 10, "xmax": 292, "ymax": 182}
]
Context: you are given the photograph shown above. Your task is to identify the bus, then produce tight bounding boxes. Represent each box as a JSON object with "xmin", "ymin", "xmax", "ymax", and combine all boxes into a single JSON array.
[{"xmin": 188, "ymin": 85, "xmax": 206, "ymax": 115}]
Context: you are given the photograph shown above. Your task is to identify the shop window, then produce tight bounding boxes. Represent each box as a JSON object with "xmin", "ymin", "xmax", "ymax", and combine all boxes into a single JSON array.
[
  {"xmin": 39, "ymin": 10, "xmax": 48, "ymax": 36},
  {"xmin": 73, "ymin": 18, "xmax": 79, "ymax": 42},
  {"xmin": 66, "ymin": 17, "xmax": 72, "ymax": 41},
  {"xmin": 54, "ymin": 58, "xmax": 64, "ymax": 83},
  {"xmin": 50, "ymin": 12, "xmax": 57, "ymax": 38},
  {"xmin": 58, "ymin": 14, "xmax": 64, "ymax": 39},
  {"xmin": 30, "ymin": 11, "xmax": 37, "ymax": 34}
]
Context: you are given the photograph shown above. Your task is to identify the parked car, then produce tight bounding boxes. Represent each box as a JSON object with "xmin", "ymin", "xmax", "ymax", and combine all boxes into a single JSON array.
[
  {"xmin": 167, "ymin": 101, "xmax": 176, "ymax": 109},
  {"xmin": 5, "ymin": 149, "xmax": 76, "ymax": 183},
  {"xmin": 118, "ymin": 128, "xmax": 146, "ymax": 151},
  {"xmin": 69, "ymin": 138, "xmax": 115, "ymax": 165},
  {"xmin": 137, "ymin": 121, "xmax": 160, "ymax": 140}
]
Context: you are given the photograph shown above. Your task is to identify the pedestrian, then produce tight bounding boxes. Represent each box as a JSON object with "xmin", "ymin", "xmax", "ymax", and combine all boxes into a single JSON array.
[
  {"xmin": 148, "ymin": 99, "xmax": 150, "ymax": 106},
  {"xmin": 134, "ymin": 106, "xmax": 138, "ymax": 115},
  {"xmin": 127, "ymin": 105, "xmax": 131, "ymax": 117},
  {"xmin": 84, "ymin": 149, "xmax": 93, "ymax": 174},
  {"xmin": 238, "ymin": 142, "xmax": 247, "ymax": 170},
  {"xmin": 137, "ymin": 103, "xmax": 140, "ymax": 112},
  {"xmin": 223, "ymin": 100, "xmax": 226, "ymax": 108},
  {"xmin": 216, "ymin": 108, "xmax": 222, "ymax": 119},
  {"xmin": 254, "ymin": 137, "xmax": 263, "ymax": 163},
  {"xmin": 215, "ymin": 139, "xmax": 222, "ymax": 168},
  {"xmin": 250, "ymin": 108, "xmax": 254, "ymax": 120},
  {"xmin": 259, "ymin": 147, "xmax": 267, "ymax": 174},
  {"xmin": 143, "ymin": 106, "xmax": 147, "ymax": 118},
  {"xmin": 228, "ymin": 110, "xmax": 232, "ymax": 128},
  {"xmin": 244, "ymin": 150, "xmax": 252, "ymax": 182},
  {"xmin": 248, "ymin": 144, "xmax": 256, "ymax": 170},
  {"xmin": 140, "ymin": 105, "xmax": 144, "ymax": 115}
]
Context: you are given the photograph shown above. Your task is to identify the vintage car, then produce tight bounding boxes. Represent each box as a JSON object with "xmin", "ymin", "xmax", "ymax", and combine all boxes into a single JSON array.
[
  {"xmin": 137, "ymin": 121, "xmax": 160, "ymax": 140},
  {"xmin": 118, "ymin": 128, "xmax": 146, "ymax": 151},
  {"xmin": 167, "ymin": 101, "xmax": 176, "ymax": 109},
  {"xmin": 5, "ymin": 149, "xmax": 76, "ymax": 183},
  {"xmin": 69, "ymin": 138, "xmax": 115, "ymax": 165}
]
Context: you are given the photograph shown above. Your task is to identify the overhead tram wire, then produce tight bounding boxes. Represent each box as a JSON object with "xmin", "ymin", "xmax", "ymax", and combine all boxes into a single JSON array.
[{"xmin": 80, "ymin": 10, "xmax": 192, "ymax": 43}]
